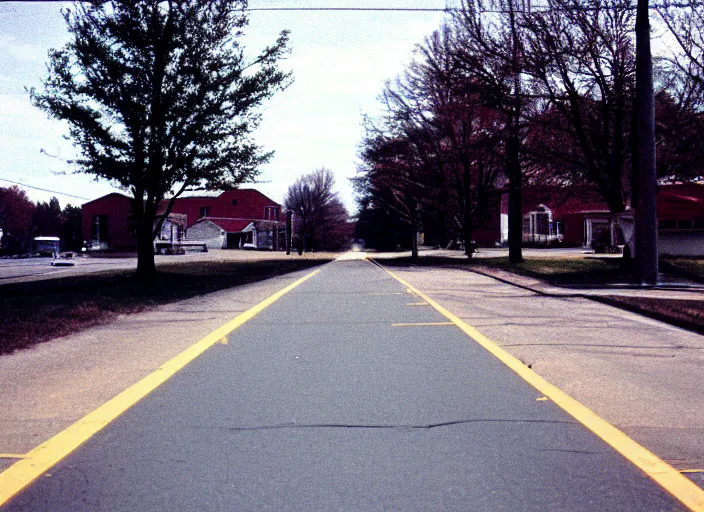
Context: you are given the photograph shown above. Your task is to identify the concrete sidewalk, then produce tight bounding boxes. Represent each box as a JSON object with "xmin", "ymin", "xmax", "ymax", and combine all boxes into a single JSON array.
[{"xmin": 382, "ymin": 261, "xmax": 704, "ymax": 487}]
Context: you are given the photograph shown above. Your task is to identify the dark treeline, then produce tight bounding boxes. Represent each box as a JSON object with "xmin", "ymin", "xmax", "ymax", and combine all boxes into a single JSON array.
[
  {"xmin": 353, "ymin": 0, "xmax": 704, "ymax": 258},
  {"xmin": 0, "ymin": 186, "xmax": 83, "ymax": 255}
]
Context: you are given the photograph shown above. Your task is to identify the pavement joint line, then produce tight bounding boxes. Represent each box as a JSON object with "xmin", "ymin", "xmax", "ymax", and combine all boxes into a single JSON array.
[
  {"xmin": 406, "ymin": 302, "xmax": 429, "ymax": 306},
  {"xmin": 391, "ymin": 322, "xmax": 454, "ymax": 327},
  {"xmin": 0, "ymin": 455, "xmax": 27, "ymax": 460},
  {"xmin": 0, "ymin": 267, "xmax": 322, "ymax": 507},
  {"xmin": 367, "ymin": 257, "xmax": 704, "ymax": 512}
]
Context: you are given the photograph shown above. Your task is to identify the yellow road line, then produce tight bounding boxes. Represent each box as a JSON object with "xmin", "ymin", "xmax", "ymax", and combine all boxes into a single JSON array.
[
  {"xmin": 0, "ymin": 268, "xmax": 321, "ymax": 507},
  {"xmin": 391, "ymin": 322, "xmax": 454, "ymax": 327},
  {"xmin": 368, "ymin": 258, "xmax": 704, "ymax": 512}
]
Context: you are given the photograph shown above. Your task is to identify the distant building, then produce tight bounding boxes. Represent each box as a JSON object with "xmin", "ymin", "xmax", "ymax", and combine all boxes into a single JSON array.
[
  {"xmin": 497, "ymin": 183, "xmax": 704, "ymax": 256},
  {"xmin": 82, "ymin": 189, "xmax": 284, "ymax": 252},
  {"xmin": 161, "ymin": 189, "xmax": 284, "ymax": 250},
  {"xmin": 82, "ymin": 193, "xmax": 135, "ymax": 251}
]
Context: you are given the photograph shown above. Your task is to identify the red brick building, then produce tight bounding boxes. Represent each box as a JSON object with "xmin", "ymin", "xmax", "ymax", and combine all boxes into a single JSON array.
[
  {"xmin": 82, "ymin": 189, "xmax": 283, "ymax": 251},
  {"xmin": 82, "ymin": 193, "xmax": 136, "ymax": 251},
  {"xmin": 162, "ymin": 189, "xmax": 282, "ymax": 229}
]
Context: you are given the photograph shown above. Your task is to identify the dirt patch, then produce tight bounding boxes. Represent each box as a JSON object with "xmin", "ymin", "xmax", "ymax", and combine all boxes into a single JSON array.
[{"xmin": 1, "ymin": 257, "xmax": 332, "ymax": 354}]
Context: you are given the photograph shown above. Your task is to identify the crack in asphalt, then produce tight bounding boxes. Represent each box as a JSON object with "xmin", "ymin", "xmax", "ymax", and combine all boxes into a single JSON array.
[{"xmin": 192, "ymin": 418, "xmax": 577, "ymax": 432}]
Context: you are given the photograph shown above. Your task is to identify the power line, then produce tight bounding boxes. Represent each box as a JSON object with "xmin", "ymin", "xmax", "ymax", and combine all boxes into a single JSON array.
[
  {"xmin": 0, "ymin": 1, "xmax": 696, "ymax": 13},
  {"xmin": 0, "ymin": 177, "xmax": 90, "ymax": 201},
  {"xmin": 248, "ymin": 7, "xmax": 447, "ymax": 11}
]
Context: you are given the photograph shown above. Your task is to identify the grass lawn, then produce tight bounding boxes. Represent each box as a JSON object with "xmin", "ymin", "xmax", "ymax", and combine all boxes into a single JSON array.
[
  {"xmin": 661, "ymin": 258, "xmax": 704, "ymax": 283},
  {"xmin": 0, "ymin": 257, "xmax": 332, "ymax": 354},
  {"xmin": 476, "ymin": 257, "xmax": 625, "ymax": 284}
]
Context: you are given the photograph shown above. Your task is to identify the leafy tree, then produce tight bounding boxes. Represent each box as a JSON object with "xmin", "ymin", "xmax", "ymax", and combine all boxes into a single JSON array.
[
  {"xmin": 31, "ymin": 0, "xmax": 291, "ymax": 277},
  {"xmin": 315, "ymin": 197, "xmax": 353, "ymax": 251},
  {"xmin": 382, "ymin": 26, "xmax": 505, "ymax": 256},
  {"xmin": 284, "ymin": 168, "xmax": 349, "ymax": 253},
  {"xmin": 355, "ymin": 127, "xmax": 431, "ymax": 258},
  {"xmin": 0, "ymin": 186, "xmax": 35, "ymax": 255}
]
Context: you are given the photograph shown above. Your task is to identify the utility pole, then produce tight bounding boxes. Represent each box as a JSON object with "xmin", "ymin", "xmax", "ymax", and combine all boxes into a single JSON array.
[
  {"xmin": 285, "ymin": 210, "xmax": 292, "ymax": 255},
  {"xmin": 634, "ymin": 0, "xmax": 659, "ymax": 284}
]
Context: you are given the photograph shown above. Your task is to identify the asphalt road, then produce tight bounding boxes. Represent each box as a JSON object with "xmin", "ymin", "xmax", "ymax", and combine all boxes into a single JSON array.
[{"xmin": 2, "ymin": 259, "xmax": 685, "ymax": 511}]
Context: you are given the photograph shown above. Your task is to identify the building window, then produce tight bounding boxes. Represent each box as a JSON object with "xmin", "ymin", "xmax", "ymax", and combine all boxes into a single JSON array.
[
  {"xmin": 199, "ymin": 206, "xmax": 210, "ymax": 218},
  {"xmin": 264, "ymin": 206, "xmax": 279, "ymax": 220},
  {"xmin": 231, "ymin": 199, "xmax": 238, "ymax": 206}
]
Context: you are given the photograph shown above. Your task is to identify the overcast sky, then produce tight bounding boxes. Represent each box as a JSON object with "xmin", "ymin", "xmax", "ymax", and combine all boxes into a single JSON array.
[{"xmin": 0, "ymin": 1, "xmax": 448, "ymax": 214}]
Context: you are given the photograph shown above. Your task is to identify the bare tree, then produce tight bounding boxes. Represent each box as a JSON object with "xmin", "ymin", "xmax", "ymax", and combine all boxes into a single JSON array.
[
  {"xmin": 451, "ymin": 0, "xmax": 532, "ymax": 263},
  {"xmin": 284, "ymin": 168, "xmax": 342, "ymax": 253},
  {"xmin": 656, "ymin": 0, "xmax": 704, "ymax": 95},
  {"xmin": 522, "ymin": 0, "xmax": 636, "ymax": 213}
]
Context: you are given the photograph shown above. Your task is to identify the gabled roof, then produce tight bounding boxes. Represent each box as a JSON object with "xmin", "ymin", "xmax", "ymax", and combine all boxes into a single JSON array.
[
  {"xmin": 82, "ymin": 192, "xmax": 131, "ymax": 207},
  {"xmin": 161, "ymin": 188, "xmax": 281, "ymax": 206},
  {"xmin": 194, "ymin": 218, "xmax": 253, "ymax": 233}
]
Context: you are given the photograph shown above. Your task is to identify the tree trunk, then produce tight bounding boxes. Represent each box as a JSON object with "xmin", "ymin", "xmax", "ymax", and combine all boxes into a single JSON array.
[
  {"xmin": 136, "ymin": 224, "xmax": 156, "ymax": 278},
  {"xmin": 411, "ymin": 204, "xmax": 419, "ymax": 260},
  {"xmin": 462, "ymin": 157, "xmax": 474, "ymax": 258}
]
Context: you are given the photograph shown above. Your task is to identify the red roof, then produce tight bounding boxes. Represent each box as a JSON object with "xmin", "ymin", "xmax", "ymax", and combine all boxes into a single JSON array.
[
  {"xmin": 657, "ymin": 183, "xmax": 704, "ymax": 218},
  {"xmin": 504, "ymin": 186, "xmax": 611, "ymax": 216}
]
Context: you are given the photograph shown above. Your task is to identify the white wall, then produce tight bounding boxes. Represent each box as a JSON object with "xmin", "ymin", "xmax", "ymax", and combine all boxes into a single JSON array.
[
  {"xmin": 659, "ymin": 232, "xmax": 704, "ymax": 257},
  {"xmin": 186, "ymin": 222, "xmax": 225, "ymax": 249}
]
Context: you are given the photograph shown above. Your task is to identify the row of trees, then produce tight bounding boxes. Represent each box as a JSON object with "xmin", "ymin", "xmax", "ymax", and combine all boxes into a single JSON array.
[
  {"xmin": 354, "ymin": 0, "xmax": 704, "ymax": 261},
  {"xmin": 0, "ymin": 186, "xmax": 82, "ymax": 255}
]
